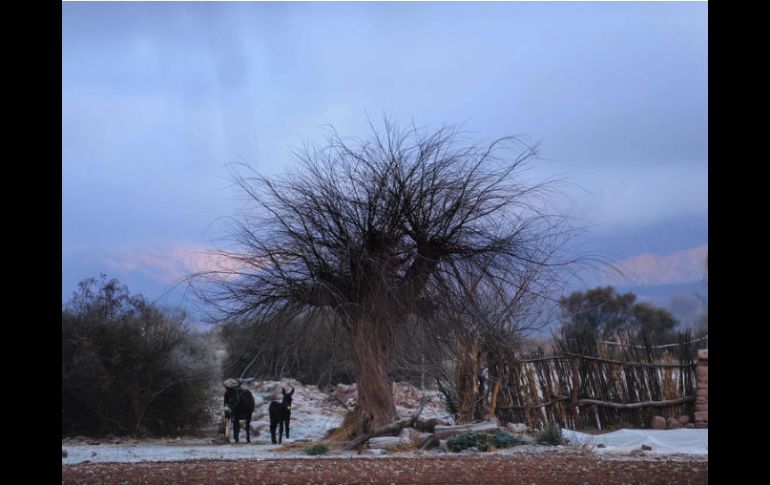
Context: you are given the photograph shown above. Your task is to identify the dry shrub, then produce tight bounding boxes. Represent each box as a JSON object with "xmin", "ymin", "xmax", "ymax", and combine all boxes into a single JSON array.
[
  {"xmin": 536, "ymin": 422, "xmax": 565, "ymax": 445},
  {"xmin": 323, "ymin": 411, "xmax": 357, "ymax": 446}
]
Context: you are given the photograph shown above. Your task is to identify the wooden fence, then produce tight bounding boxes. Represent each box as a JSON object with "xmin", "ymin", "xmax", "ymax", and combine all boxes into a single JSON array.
[{"xmin": 493, "ymin": 332, "xmax": 706, "ymax": 430}]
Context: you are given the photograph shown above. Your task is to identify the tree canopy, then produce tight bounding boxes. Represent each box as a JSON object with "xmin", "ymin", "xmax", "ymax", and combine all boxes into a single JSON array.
[{"xmin": 559, "ymin": 286, "xmax": 679, "ymax": 345}]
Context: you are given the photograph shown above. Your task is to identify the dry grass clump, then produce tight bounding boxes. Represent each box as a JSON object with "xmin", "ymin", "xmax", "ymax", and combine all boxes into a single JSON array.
[{"xmin": 322, "ymin": 411, "xmax": 357, "ymax": 447}]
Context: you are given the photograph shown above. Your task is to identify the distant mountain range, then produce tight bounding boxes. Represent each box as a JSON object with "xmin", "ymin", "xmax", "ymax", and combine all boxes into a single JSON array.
[{"xmin": 617, "ymin": 280, "xmax": 704, "ymax": 305}]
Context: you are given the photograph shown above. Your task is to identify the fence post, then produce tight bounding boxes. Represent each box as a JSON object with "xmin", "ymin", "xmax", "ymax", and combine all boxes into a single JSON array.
[
  {"xmin": 694, "ymin": 349, "xmax": 708, "ymax": 427},
  {"xmin": 570, "ymin": 357, "xmax": 579, "ymax": 425}
]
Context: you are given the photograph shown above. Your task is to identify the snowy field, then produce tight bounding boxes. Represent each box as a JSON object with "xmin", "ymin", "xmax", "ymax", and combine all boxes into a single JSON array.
[
  {"xmin": 562, "ymin": 428, "xmax": 708, "ymax": 456},
  {"xmin": 62, "ymin": 379, "xmax": 707, "ymax": 464},
  {"xmin": 63, "ymin": 443, "xmax": 288, "ymax": 464}
]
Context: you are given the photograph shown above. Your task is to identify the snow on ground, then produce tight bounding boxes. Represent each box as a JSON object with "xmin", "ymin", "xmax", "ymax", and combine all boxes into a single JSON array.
[
  {"xmin": 63, "ymin": 443, "xmax": 291, "ymax": 464},
  {"xmin": 248, "ymin": 380, "xmax": 348, "ymax": 442},
  {"xmin": 562, "ymin": 428, "xmax": 708, "ymax": 456},
  {"xmin": 63, "ymin": 379, "xmax": 452, "ymax": 465},
  {"xmin": 62, "ymin": 379, "xmax": 707, "ymax": 464},
  {"xmin": 62, "ymin": 428, "xmax": 709, "ymax": 465}
]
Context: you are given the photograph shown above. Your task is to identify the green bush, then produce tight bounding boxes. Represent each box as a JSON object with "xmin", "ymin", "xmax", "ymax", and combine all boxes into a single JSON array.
[
  {"xmin": 490, "ymin": 429, "xmax": 529, "ymax": 448},
  {"xmin": 304, "ymin": 443, "xmax": 331, "ymax": 455},
  {"xmin": 62, "ymin": 275, "xmax": 218, "ymax": 437},
  {"xmin": 536, "ymin": 422, "xmax": 565, "ymax": 445},
  {"xmin": 446, "ymin": 431, "xmax": 490, "ymax": 452}
]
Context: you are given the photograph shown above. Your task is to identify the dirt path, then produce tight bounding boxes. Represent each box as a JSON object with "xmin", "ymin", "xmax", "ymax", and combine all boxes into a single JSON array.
[{"xmin": 62, "ymin": 453, "xmax": 708, "ymax": 484}]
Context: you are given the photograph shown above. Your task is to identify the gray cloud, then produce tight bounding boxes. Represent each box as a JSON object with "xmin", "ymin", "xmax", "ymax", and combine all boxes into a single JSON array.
[{"xmin": 62, "ymin": 2, "xmax": 707, "ymax": 305}]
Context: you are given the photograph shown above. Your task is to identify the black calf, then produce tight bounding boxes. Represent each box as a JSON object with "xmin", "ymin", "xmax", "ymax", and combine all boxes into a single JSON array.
[
  {"xmin": 223, "ymin": 383, "xmax": 256, "ymax": 443},
  {"xmin": 268, "ymin": 387, "xmax": 294, "ymax": 444}
]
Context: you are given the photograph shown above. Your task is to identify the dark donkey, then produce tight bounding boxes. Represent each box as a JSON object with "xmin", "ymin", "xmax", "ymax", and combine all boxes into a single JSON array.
[
  {"xmin": 268, "ymin": 387, "xmax": 294, "ymax": 444},
  {"xmin": 223, "ymin": 380, "xmax": 255, "ymax": 443}
]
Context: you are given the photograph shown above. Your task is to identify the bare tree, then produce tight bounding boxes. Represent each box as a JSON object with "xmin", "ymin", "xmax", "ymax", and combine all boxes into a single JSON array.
[
  {"xmin": 432, "ymin": 263, "xmax": 557, "ymax": 423},
  {"xmin": 195, "ymin": 120, "xmax": 581, "ymax": 434}
]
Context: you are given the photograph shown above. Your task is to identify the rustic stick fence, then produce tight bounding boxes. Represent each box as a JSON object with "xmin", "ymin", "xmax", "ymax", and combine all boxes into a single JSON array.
[{"xmin": 493, "ymin": 331, "xmax": 706, "ymax": 430}]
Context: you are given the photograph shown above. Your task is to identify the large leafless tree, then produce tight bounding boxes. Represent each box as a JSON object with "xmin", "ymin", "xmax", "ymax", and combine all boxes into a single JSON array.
[{"xmin": 196, "ymin": 120, "xmax": 581, "ymax": 433}]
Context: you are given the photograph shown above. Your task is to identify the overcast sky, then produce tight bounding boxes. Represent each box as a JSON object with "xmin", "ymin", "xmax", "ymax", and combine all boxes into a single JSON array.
[{"xmin": 62, "ymin": 2, "xmax": 708, "ymax": 324}]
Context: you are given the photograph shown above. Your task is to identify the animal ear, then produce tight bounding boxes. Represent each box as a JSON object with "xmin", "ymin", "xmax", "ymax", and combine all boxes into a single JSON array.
[
  {"xmin": 289, "ymin": 387, "xmax": 295, "ymax": 396},
  {"xmin": 282, "ymin": 387, "xmax": 287, "ymax": 395}
]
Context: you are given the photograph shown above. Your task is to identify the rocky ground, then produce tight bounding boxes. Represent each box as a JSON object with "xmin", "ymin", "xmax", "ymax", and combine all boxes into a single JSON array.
[{"xmin": 62, "ymin": 451, "xmax": 709, "ymax": 484}]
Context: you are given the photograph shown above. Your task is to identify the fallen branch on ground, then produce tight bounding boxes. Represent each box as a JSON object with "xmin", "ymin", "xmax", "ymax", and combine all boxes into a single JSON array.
[{"xmin": 343, "ymin": 396, "xmax": 430, "ymax": 451}]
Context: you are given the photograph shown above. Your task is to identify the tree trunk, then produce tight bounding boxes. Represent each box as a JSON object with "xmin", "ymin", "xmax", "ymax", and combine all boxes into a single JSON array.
[
  {"xmin": 453, "ymin": 336, "xmax": 480, "ymax": 424},
  {"xmin": 485, "ymin": 380, "xmax": 501, "ymax": 421},
  {"xmin": 349, "ymin": 320, "xmax": 398, "ymax": 434}
]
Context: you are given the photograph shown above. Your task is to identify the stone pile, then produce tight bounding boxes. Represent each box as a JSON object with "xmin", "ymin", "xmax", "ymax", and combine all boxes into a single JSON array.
[
  {"xmin": 649, "ymin": 349, "xmax": 708, "ymax": 430},
  {"xmin": 651, "ymin": 414, "xmax": 693, "ymax": 429}
]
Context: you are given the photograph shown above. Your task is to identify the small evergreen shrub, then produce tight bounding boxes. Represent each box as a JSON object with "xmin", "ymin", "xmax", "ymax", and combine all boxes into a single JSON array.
[
  {"xmin": 447, "ymin": 431, "xmax": 490, "ymax": 452},
  {"xmin": 304, "ymin": 443, "xmax": 331, "ymax": 455},
  {"xmin": 490, "ymin": 429, "xmax": 529, "ymax": 448}
]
